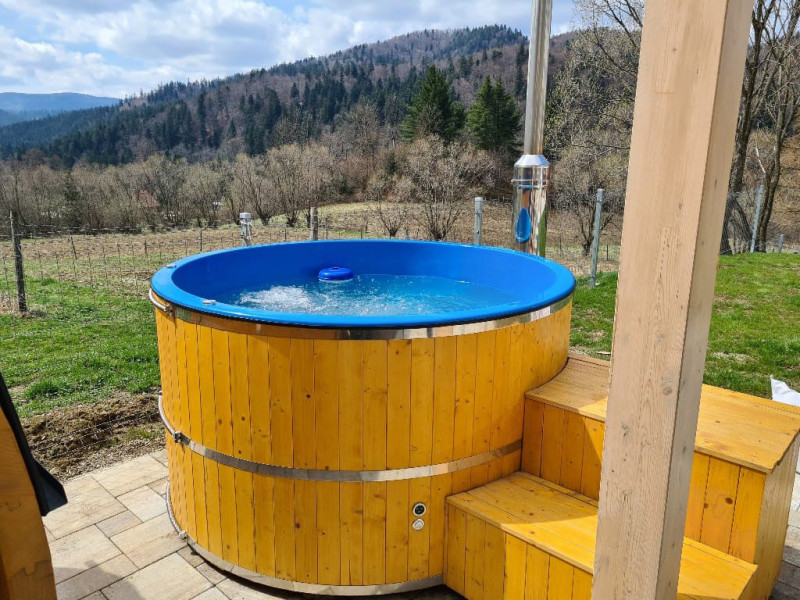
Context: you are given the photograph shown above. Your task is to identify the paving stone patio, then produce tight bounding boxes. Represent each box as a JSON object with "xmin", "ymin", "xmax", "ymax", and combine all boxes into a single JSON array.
[{"xmin": 46, "ymin": 449, "xmax": 800, "ymax": 600}]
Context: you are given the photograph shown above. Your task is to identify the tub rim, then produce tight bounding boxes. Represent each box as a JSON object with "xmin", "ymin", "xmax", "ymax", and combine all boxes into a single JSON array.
[
  {"xmin": 150, "ymin": 288, "xmax": 572, "ymax": 340},
  {"xmin": 150, "ymin": 239, "xmax": 576, "ymax": 333}
]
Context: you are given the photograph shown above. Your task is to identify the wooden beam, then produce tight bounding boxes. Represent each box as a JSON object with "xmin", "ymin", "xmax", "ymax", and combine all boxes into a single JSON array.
[
  {"xmin": 592, "ymin": 1, "xmax": 754, "ymax": 598},
  {"xmin": 0, "ymin": 410, "xmax": 56, "ymax": 600}
]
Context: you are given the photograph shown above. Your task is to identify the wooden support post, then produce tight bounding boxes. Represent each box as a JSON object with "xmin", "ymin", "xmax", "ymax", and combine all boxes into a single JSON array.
[{"xmin": 592, "ymin": 1, "xmax": 754, "ymax": 598}]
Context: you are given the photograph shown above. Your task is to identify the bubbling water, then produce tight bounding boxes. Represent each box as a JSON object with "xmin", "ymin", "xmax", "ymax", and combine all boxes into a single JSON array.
[{"xmin": 222, "ymin": 274, "xmax": 520, "ymax": 317}]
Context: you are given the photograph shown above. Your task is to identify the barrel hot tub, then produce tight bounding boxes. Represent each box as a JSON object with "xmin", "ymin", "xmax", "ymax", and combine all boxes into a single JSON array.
[{"xmin": 150, "ymin": 240, "xmax": 574, "ymax": 595}]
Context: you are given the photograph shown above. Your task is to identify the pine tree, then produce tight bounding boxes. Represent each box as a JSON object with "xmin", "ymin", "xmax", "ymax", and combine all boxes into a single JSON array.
[
  {"xmin": 401, "ymin": 65, "xmax": 465, "ymax": 143},
  {"xmin": 467, "ymin": 77, "xmax": 522, "ymax": 154}
]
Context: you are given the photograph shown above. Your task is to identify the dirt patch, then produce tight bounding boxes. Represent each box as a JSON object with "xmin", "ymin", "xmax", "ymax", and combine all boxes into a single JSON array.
[{"xmin": 22, "ymin": 391, "xmax": 164, "ymax": 480}]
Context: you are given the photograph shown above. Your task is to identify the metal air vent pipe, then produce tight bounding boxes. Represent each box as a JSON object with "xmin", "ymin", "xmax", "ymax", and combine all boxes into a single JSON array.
[{"xmin": 512, "ymin": 0, "xmax": 552, "ymax": 256}]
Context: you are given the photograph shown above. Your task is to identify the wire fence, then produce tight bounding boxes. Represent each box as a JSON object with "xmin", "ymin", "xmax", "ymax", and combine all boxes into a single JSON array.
[{"xmin": 0, "ymin": 201, "xmax": 625, "ymax": 319}]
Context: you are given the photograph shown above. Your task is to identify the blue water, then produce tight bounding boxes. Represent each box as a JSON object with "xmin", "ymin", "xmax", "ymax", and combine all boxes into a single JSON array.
[{"xmin": 219, "ymin": 274, "xmax": 520, "ymax": 316}]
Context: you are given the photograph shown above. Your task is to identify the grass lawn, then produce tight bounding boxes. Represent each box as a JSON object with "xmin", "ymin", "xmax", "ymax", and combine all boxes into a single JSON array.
[
  {"xmin": 571, "ymin": 253, "xmax": 800, "ymax": 397},
  {"xmin": 0, "ymin": 253, "xmax": 797, "ymax": 416},
  {"xmin": 0, "ymin": 278, "xmax": 159, "ymax": 417}
]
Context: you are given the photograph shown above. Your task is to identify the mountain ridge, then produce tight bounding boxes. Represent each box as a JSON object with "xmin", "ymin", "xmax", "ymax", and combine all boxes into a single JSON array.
[{"xmin": 0, "ymin": 26, "xmax": 572, "ymax": 165}]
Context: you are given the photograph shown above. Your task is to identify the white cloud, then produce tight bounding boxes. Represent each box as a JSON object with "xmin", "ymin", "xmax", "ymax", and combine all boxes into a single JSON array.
[{"xmin": 0, "ymin": 0, "xmax": 576, "ymax": 97}]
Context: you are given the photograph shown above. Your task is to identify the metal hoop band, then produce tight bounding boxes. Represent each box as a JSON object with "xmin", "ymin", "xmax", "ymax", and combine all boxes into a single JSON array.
[
  {"xmin": 160, "ymin": 396, "xmax": 521, "ymax": 482},
  {"xmin": 164, "ymin": 483, "xmax": 441, "ymax": 595}
]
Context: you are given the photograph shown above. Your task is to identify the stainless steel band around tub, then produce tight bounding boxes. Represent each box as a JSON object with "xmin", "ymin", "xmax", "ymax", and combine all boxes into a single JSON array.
[
  {"xmin": 149, "ymin": 288, "xmax": 572, "ymax": 340},
  {"xmin": 159, "ymin": 396, "xmax": 520, "ymax": 482},
  {"xmin": 164, "ymin": 483, "xmax": 442, "ymax": 596}
]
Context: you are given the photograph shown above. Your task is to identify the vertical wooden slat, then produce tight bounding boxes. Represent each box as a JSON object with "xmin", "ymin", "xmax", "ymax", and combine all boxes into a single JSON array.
[
  {"xmin": 572, "ymin": 569, "xmax": 593, "ymax": 600},
  {"xmin": 184, "ymin": 323, "xmax": 208, "ymax": 548},
  {"xmin": 453, "ymin": 334, "xmax": 478, "ymax": 493},
  {"xmin": 728, "ymin": 467, "xmax": 766, "ymax": 562},
  {"xmin": 313, "ymin": 340, "xmax": 340, "ymax": 585},
  {"xmin": 489, "ymin": 327, "xmax": 511, "ymax": 481},
  {"xmin": 268, "ymin": 337, "xmax": 295, "ymax": 581},
  {"xmin": 430, "ymin": 337, "xmax": 456, "ymax": 576},
  {"xmin": 290, "ymin": 339, "xmax": 316, "ymax": 583},
  {"xmin": 229, "ymin": 332, "xmax": 255, "ymax": 571},
  {"xmin": 409, "ymin": 338, "xmax": 434, "ymax": 580},
  {"xmin": 503, "ymin": 534, "xmax": 527, "ymax": 600},
  {"xmin": 363, "ymin": 340, "xmax": 388, "ymax": 584},
  {"xmin": 211, "ymin": 328, "xmax": 237, "ymax": 565},
  {"xmin": 338, "ymin": 340, "xmax": 363, "ymax": 585},
  {"xmin": 524, "ymin": 545, "xmax": 549, "ymax": 600},
  {"xmin": 548, "ymin": 558, "xmax": 574, "ymax": 600},
  {"xmin": 248, "ymin": 335, "xmax": 274, "ymax": 577},
  {"xmin": 579, "ymin": 418, "xmax": 603, "ymax": 500},
  {"xmin": 197, "ymin": 326, "xmax": 223, "ymax": 558},
  {"xmin": 386, "ymin": 339, "xmax": 411, "ymax": 583},
  {"xmin": 472, "ymin": 330, "xmax": 496, "ymax": 487},
  {"xmin": 684, "ymin": 454, "xmax": 710, "ymax": 540},
  {"xmin": 504, "ymin": 324, "xmax": 525, "ymax": 476},
  {"xmin": 521, "ymin": 400, "xmax": 545, "ymax": 476},
  {"xmin": 174, "ymin": 319, "xmax": 196, "ymax": 540},
  {"xmin": 464, "ymin": 514, "xmax": 486, "ymax": 600},
  {"xmin": 700, "ymin": 458, "xmax": 740, "ymax": 552},
  {"xmin": 559, "ymin": 411, "xmax": 585, "ymax": 492},
  {"xmin": 540, "ymin": 406, "xmax": 565, "ymax": 484},
  {"xmin": 483, "ymin": 525, "xmax": 505, "ymax": 599},
  {"xmin": 445, "ymin": 507, "xmax": 467, "ymax": 595}
]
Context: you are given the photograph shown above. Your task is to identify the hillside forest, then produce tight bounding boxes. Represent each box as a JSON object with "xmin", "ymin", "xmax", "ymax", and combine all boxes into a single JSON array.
[{"xmin": 0, "ymin": 3, "xmax": 798, "ymax": 252}]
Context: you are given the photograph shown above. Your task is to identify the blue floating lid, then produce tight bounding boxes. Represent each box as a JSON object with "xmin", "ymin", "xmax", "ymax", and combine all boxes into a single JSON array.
[{"xmin": 318, "ymin": 266, "xmax": 353, "ymax": 281}]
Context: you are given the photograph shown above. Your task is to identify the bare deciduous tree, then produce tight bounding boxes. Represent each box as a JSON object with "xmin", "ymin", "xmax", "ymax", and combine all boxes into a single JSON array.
[{"xmin": 399, "ymin": 136, "xmax": 495, "ymax": 241}]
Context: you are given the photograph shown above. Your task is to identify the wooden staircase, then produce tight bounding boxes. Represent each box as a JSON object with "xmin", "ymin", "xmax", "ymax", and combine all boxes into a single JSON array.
[
  {"xmin": 445, "ymin": 472, "xmax": 757, "ymax": 600},
  {"xmin": 443, "ymin": 355, "xmax": 800, "ymax": 600}
]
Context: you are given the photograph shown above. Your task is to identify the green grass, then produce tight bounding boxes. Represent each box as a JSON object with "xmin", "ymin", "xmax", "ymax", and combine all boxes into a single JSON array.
[
  {"xmin": 1, "ymin": 253, "xmax": 796, "ymax": 417},
  {"xmin": 0, "ymin": 278, "xmax": 159, "ymax": 417},
  {"xmin": 570, "ymin": 253, "xmax": 800, "ymax": 398}
]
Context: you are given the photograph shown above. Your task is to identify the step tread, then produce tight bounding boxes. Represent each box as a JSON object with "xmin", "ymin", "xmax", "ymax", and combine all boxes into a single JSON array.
[
  {"xmin": 525, "ymin": 354, "xmax": 800, "ymax": 473},
  {"xmin": 447, "ymin": 471, "xmax": 757, "ymax": 600}
]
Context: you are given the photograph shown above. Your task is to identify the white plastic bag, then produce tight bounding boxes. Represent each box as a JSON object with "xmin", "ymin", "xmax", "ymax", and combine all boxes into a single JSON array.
[{"xmin": 772, "ymin": 376, "xmax": 800, "ymax": 408}]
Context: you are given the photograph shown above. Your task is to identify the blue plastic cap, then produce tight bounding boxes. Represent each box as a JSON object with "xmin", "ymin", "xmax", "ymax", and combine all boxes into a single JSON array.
[
  {"xmin": 318, "ymin": 266, "xmax": 353, "ymax": 281},
  {"xmin": 515, "ymin": 207, "xmax": 532, "ymax": 243}
]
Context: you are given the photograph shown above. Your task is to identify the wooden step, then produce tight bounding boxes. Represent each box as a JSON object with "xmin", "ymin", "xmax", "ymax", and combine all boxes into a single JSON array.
[
  {"xmin": 526, "ymin": 353, "xmax": 800, "ymax": 473},
  {"xmin": 445, "ymin": 472, "xmax": 757, "ymax": 600},
  {"xmin": 520, "ymin": 353, "xmax": 800, "ymax": 599}
]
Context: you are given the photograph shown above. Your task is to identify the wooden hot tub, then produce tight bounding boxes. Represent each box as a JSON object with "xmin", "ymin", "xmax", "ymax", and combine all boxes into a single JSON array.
[{"xmin": 151, "ymin": 240, "xmax": 574, "ymax": 595}]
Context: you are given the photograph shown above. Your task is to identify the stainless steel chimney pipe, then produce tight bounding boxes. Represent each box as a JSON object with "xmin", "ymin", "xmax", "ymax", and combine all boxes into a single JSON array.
[{"xmin": 512, "ymin": 0, "xmax": 552, "ymax": 256}]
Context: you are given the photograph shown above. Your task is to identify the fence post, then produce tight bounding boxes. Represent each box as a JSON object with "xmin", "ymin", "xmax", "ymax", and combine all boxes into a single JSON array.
[
  {"xmin": 474, "ymin": 197, "xmax": 484, "ymax": 245},
  {"xmin": 239, "ymin": 212, "xmax": 253, "ymax": 246},
  {"xmin": 10, "ymin": 212, "xmax": 27, "ymax": 314},
  {"xmin": 198, "ymin": 228, "xmax": 203, "ymax": 252},
  {"xmin": 750, "ymin": 184, "xmax": 764, "ymax": 253},
  {"xmin": 589, "ymin": 189, "xmax": 604, "ymax": 288},
  {"xmin": 777, "ymin": 234, "xmax": 784, "ymax": 254},
  {"xmin": 310, "ymin": 207, "xmax": 318, "ymax": 241}
]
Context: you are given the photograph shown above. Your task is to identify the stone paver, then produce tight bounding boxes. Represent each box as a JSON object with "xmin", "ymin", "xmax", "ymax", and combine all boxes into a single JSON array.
[
  {"xmin": 110, "ymin": 512, "xmax": 186, "ymax": 568},
  {"xmin": 215, "ymin": 579, "xmax": 288, "ymax": 599},
  {"xmin": 118, "ymin": 485, "xmax": 166, "ymax": 521},
  {"xmin": 97, "ymin": 510, "xmax": 142, "ymax": 538},
  {"xmin": 103, "ymin": 554, "xmax": 211, "ymax": 600},
  {"xmin": 94, "ymin": 454, "xmax": 167, "ymax": 497},
  {"xmin": 49, "ymin": 525, "xmax": 121, "ymax": 584},
  {"xmin": 56, "ymin": 554, "xmax": 136, "ymax": 600},
  {"xmin": 192, "ymin": 589, "xmax": 229, "ymax": 600},
  {"xmin": 44, "ymin": 477, "xmax": 125, "ymax": 539},
  {"xmin": 149, "ymin": 476, "xmax": 168, "ymax": 497}
]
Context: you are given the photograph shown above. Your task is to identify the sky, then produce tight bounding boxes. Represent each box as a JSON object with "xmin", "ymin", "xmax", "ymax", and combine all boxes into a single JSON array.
[{"xmin": 0, "ymin": 0, "xmax": 577, "ymax": 99}]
